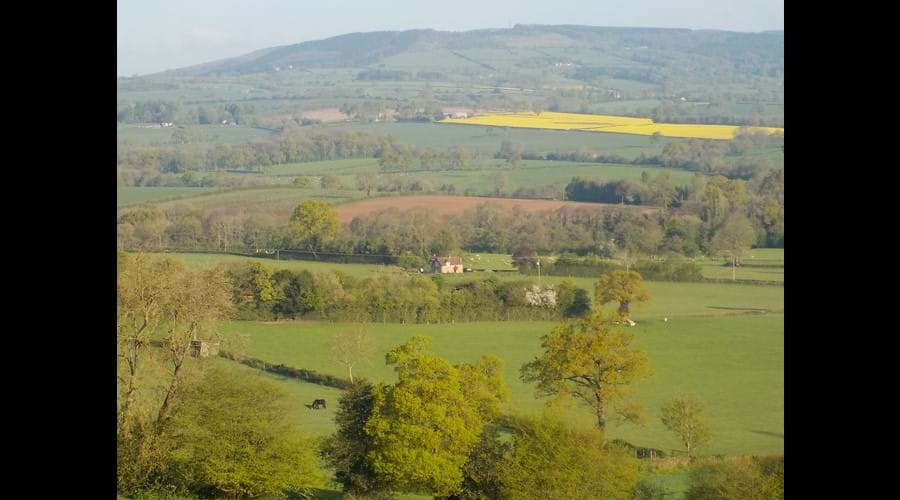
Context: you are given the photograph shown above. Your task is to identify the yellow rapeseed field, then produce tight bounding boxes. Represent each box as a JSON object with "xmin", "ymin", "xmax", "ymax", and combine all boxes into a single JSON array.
[{"xmin": 440, "ymin": 112, "xmax": 783, "ymax": 140}]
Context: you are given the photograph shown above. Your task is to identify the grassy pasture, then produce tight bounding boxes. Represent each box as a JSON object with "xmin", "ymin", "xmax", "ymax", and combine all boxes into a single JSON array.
[
  {"xmin": 118, "ymin": 187, "xmax": 362, "ymax": 219},
  {"xmin": 116, "ymin": 124, "xmax": 276, "ymax": 145},
  {"xmin": 697, "ymin": 248, "xmax": 784, "ymax": 282},
  {"xmin": 147, "ymin": 252, "xmax": 402, "ymax": 279},
  {"xmin": 243, "ymin": 158, "xmax": 700, "ymax": 197},
  {"xmin": 117, "ymin": 187, "xmax": 220, "ymax": 207},
  {"xmin": 217, "ymin": 313, "xmax": 784, "ymax": 456}
]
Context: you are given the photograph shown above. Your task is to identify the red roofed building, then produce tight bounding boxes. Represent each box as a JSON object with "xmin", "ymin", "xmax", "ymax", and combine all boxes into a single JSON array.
[{"xmin": 430, "ymin": 255, "xmax": 463, "ymax": 273}]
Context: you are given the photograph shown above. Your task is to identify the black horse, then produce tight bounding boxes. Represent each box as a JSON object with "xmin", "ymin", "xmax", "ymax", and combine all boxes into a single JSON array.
[{"xmin": 308, "ymin": 399, "xmax": 327, "ymax": 410}]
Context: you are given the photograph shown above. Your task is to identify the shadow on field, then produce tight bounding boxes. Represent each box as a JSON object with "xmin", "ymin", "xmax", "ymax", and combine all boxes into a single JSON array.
[
  {"xmin": 750, "ymin": 430, "xmax": 784, "ymax": 439},
  {"xmin": 707, "ymin": 306, "xmax": 769, "ymax": 312}
]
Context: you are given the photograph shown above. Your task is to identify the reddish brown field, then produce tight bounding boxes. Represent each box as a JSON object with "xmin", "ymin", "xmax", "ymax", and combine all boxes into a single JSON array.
[
  {"xmin": 301, "ymin": 107, "xmax": 349, "ymax": 122},
  {"xmin": 334, "ymin": 195, "xmax": 660, "ymax": 223}
]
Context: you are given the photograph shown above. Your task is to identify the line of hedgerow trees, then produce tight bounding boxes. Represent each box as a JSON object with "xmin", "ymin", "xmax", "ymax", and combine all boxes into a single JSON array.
[
  {"xmin": 118, "ymin": 121, "xmax": 782, "ymax": 188},
  {"xmin": 118, "ymin": 252, "xmax": 783, "ymax": 499},
  {"xmin": 224, "ymin": 260, "xmax": 591, "ymax": 323},
  {"xmin": 119, "ymin": 170, "xmax": 782, "ymax": 273}
]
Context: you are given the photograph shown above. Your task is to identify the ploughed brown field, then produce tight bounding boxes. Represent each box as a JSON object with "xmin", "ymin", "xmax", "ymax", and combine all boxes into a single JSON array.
[
  {"xmin": 334, "ymin": 195, "xmax": 661, "ymax": 223},
  {"xmin": 117, "ymin": 191, "xmax": 663, "ymax": 222},
  {"xmin": 300, "ymin": 107, "xmax": 350, "ymax": 122}
]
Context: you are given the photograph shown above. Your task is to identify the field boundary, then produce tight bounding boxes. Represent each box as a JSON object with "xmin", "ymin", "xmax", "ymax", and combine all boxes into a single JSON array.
[{"xmin": 220, "ymin": 350, "xmax": 354, "ymax": 389}]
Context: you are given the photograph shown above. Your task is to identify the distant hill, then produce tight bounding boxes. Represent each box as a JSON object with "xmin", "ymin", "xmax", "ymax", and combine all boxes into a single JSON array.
[{"xmin": 162, "ymin": 25, "xmax": 783, "ymax": 78}]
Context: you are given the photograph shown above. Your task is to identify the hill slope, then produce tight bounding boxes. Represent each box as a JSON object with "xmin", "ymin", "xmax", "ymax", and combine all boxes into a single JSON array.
[{"xmin": 165, "ymin": 24, "xmax": 783, "ymax": 79}]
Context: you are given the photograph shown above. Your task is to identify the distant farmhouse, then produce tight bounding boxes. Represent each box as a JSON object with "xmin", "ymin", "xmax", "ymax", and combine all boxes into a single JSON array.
[{"xmin": 430, "ymin": 255, "xmax": 463, "ymax": 273}]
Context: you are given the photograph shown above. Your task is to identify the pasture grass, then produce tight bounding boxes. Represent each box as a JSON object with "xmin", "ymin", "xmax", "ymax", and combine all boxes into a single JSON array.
[
  {"xmin": 141, "ymin": 252, "xmax": 402, "ymax": 279},
  {"xmin": 118, "ymin": 187, "xmax": 363, "ymax": 218},
  {"xmin": 217, "ymin": 313, "xmax": 784, "ymax": 456},
  {"xmin": 116, "ymin": 124, "xmax": 276, "ymax": 145},
  {"xmin": 117, "ymin": 187, "xmax": 220, "ymax": 207}
]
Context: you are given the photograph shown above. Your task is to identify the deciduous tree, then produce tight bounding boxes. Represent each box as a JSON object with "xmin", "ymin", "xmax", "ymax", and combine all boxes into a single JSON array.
[
  {"xmin": 496, "ymin": 411, "xmax": 641, "ymax": 500},
  {"xmin": 660, "ymin": 396, "xmax": 713, "ymax": 457},
  {"xmin": 710, "ymin": 213, "xmax": 756, "ymax": 280},
  {"xmin": 521, "ymin": 311, "xmax": 651, "ymax": 430},
  {"xmin": 289, "ymin": 200, "xmax": 340, "ymax": 253},
  {"xmin": 331, "ymin": 323, "xmax": 376, "ymax": 383},
  {"xmin": 364, "ymin": 336, "xmax": 507, "ymax": 496},
  {"xmin": 594, "ymin": 271, "xmax": 651, "ymax": 323}
]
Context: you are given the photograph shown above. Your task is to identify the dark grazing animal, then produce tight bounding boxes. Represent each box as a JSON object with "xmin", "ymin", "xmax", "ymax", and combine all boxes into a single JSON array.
[{"xmin": 310, "ymin": 399, "xmax": 327, "ymax": 410}]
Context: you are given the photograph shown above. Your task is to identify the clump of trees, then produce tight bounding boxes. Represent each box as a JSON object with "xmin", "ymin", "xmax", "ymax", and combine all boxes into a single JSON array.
[
  {"xmin": 685, "ymin": 456, "xmax": 784, "ymax": 500},
  {"xmin": 565, "ymin": 171, "xmax": 682, "ymax": 208},
  {"xmin": 496, "ymin": 412, "xmax": 642, "ymax": 500},
  {"xmin": 323, "ymin": 336, "xmax": 509, "ymax": 498},
  {"xmin": 223, "ymin": 261, "xmax": 591, "ymax": 323},
  {"xmin": 322, "ymin": 335, "xmax": 646, "ymax": 499},
  {"xmin": 116, "ymin": 253, "xmax": 325, "ymax": 498},
  {"xmin": 117, "ymin": 100, "xmax": 258, "ymax": 125}
]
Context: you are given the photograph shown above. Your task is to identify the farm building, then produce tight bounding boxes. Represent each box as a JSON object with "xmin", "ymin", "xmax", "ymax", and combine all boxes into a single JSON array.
[
  {"xmin": 189, "ymin": 340, "xmax": 220, "ymax": 358},
  {"xmin": 430, "ymin": 255, "xmax": 463, "ymax": 273}
]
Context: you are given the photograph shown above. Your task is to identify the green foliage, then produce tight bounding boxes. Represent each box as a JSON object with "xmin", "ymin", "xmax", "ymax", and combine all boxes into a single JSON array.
[
  {"xmin": 289, "ymin": 200, "xmax": 340, "ymax": 252},
  {"xmin": 685, "ymin": 458, "xmax": 783, "ymax": 500},
  {"xmin": 710, "ymin": 214, "xmax": 756, "ymax": 269},
  {"xmin": 219, "ymin": 351, "xmax": 354, "ymax": 390},
  {"xmin": 630, "ymin": 478, "xmax": 672, "ymax": 500},
  {"xmin": 521, "ymin": 311, "xmax": 652, "ymax": 429},
  {"xmin": 364, "ymin": 337, "xmax": 508, "ymax": 497},
  {"xmin": 595, "ymin": 271, "xmax": 651, "ymax": 320},
  {"xmin": 165, "ymin": 365, "xmax": 326, "ymax": 499},
  {"xmin": 660, "ymin": 396, "xmax": 713, "ymax": 457},
  {"xmin": 321, "ymin": 382, "xmax": 393, "ymax": 499},
  {"xmin": 450, "ymin": 425, "xmax": 510, "ymax": 500},
  {"xmin": 497, "ymin": 412, "xmax": 641, "ymax": 500},
  {"xmin": 320, "ymin": 174, "xmax": 344, "ymax": 190}
]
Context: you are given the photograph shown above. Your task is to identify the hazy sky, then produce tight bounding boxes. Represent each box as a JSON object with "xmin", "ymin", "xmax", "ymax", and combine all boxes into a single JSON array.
[{"xmin": 117, "ymin": 0, "xmax": 784, "ymax": 76}]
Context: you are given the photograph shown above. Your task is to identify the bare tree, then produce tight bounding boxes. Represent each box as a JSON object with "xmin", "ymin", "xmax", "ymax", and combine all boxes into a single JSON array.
[{"xmin": 330, "ymin": 322, "xmax": 376, "ymax": 382}]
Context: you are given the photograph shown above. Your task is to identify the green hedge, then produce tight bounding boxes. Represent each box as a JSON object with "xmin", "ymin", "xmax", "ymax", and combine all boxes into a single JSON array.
[
  {"xmin": 220, "ymin": 351, "xmax": 353, "ymax": 390},
  {"xmin": 519, "ymin": 257, "xmax": 704, "ymax": 282}
]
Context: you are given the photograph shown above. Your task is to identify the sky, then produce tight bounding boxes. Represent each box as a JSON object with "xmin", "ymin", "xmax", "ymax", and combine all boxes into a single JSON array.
[{"xmin": 117, "ymin": 0, "xmax": 784, "ymax": 76}]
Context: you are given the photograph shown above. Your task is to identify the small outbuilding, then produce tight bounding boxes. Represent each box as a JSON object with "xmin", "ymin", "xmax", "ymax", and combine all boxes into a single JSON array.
[
  {"xmin": 189, "ymin": 340, "xmax": 220, "ymax": 358},
  {"xmin": 429, "ymin": 255, "xmax": 464, "ymax": 273}
]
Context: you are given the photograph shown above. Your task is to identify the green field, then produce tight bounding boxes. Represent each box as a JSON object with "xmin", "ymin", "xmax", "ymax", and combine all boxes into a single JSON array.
[
  {"xmin": 147, "ymin": 354, "xmax": 695, "ymax": 500},
  {"xmin": 150, "ymin": 252, "xmax": 403, "ymax": 279},
  {"xmin": 117, "ymin": 187, "xmax": 363, "ymax": 218},
  {"xmin": 217, "ymin": 313, "xmax": 783, "ymax": 456},
  {"xmin": 117, "ymin": 124, "xmax": 276, "ymax": 145},
  {"xmin": 697, "ymin": 248, "xmax": 784, "ymax": 283},
  {"xmin": 335, "ymin": 121, "xmax": 671, "ymax": 158},
  {"xmin": 461, "ymin": 252, "xmax": 516, "ymax": 270},
  {"xmin": 117, "ymin": 187, "xmax": 221, "ymax": 207},
  {"xmin": 255, "ymin": 157, "xmax": 700, "ymax": 195}
]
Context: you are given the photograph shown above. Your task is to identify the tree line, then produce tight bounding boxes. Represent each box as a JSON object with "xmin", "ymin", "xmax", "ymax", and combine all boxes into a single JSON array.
[
  {"xmin": 498, "ymin": 129, "xmax": 783, "ymax": 180},
  {"xmin": 225, "ymin": 260, "xmax": 592, "ymax": 323},
  {"xmin": 119, "ymin": 169, "xmax": 783, "ymax": 276},
  {"xmin": 117, "ymin": 99, "xmax": 258, "ymax": 125}
]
